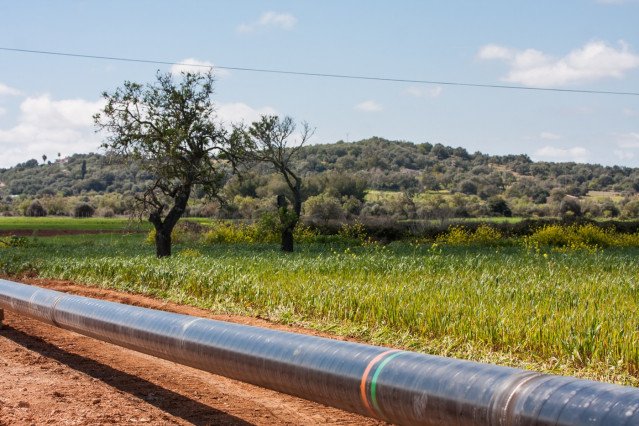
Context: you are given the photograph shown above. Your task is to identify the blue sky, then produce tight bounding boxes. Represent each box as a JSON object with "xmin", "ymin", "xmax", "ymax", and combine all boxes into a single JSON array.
[{"xmin": 0, "ymin": 0, "xmax": 638, "ymax": 169}]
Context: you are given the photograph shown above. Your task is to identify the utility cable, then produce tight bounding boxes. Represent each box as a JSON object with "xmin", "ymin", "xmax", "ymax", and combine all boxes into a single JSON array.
[{"xmin": 1, "ymin": 46, "xmax": 638, "ymax": 96}]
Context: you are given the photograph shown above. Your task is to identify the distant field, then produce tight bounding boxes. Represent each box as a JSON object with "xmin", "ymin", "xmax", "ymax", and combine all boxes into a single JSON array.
[
  {"xmin": 583, "ymin": 190, "xmax": 636, "ymax": 203},
  {"xmin": 0, "ymin": 217, "xmax": 152, "ymax": 231},
  {"xmin": 366, "ymin": 189, "xmax": 452, "ymax": 202}
]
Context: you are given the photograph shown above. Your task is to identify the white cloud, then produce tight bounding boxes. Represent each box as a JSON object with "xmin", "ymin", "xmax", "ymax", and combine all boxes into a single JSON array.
[
  {"xmin": 0, "ymin": 107, "xmax": 5, "ymax": 116},
  {"xmin": 611, "ymin": 133, "xmax": 639, "ymax": 161},
  {"xmin": 616, "ymin": 132, "xmax": 639, "ymax": 148},
  {"xmin": 354, "ymin": 100, "xmax": 383, "ymax": 112},
  {"xmin": 478, "ymin": 40, "xmax": 639, "ymax": 87},
  {"xmin": 623, "ymin": 108, "xmax": 639, "ymax": 117},
  {"xmin": 216, "ymin": 102, "xmax": 278, "ymax": 126},
  {"xmin": 403, "ymin": 86, "xmax": 442, "ymax": 98},
  {"xmin": 533, "ymin": 146, "xmax": 589, "ymax": 162},
  {"xmin": 0, "ymin": 94, "xmax": 105, "ymax": 168},
  {"xmin": 0, "ymin": 94, "xmax": 279, "ymax": 168},
  {"xmin": 0, "ymin": 83, "xmax": 21, "ymax": 97},
  {"xmin": 614, "ymin": 150, "xmax": 635, "ymax": 161},
  {"xmin": 170, "ymin": 58, "xmax": 230, "ymax": 78},
  {"xmin": 237, "ymin": 11, "xmax": 297, "ymax": 33},
  {"xmin": 540, "ymin": 132, "xmax": 561, "ymax": 140},
  {"xmin": 477, "ymin": 44, "xmax": 513, "ymax": 60},
  {"xmin": 596, "ymin": 0, "xmax": 638, "ymax": 4}
]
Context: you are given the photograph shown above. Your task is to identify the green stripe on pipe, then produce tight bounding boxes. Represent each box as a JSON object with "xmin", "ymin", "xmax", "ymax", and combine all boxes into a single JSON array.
[{"xmin": 370, "ymin": 351, "xmax": 407, "ymax": 420}]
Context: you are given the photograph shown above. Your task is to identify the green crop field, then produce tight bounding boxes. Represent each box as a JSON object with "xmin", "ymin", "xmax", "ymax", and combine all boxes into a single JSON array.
[
  {"xmin": 1, "ymin": 219, "xmax": 639, "ymax": 386},
  {"xmin": 0, "ymin": 216, "xmax": 151, "ymax": 231}
]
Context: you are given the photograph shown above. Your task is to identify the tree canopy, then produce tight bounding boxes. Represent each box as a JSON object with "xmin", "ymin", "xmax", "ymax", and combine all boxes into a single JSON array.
[{"xmin": 94, "ymin": 71, "xmax": 240, "ymax": 257}]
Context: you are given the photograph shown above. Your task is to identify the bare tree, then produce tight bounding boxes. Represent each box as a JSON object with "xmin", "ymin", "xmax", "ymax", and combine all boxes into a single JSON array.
[{"xmin": 243, "ymin": 116, "xmax": 314, "ymax": 252}]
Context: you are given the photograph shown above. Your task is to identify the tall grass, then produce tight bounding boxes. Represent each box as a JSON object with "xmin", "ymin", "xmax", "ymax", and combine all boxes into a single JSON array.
[{"xmin": 2, "ymin": 232, "xmax": 639, "ymax": 385}]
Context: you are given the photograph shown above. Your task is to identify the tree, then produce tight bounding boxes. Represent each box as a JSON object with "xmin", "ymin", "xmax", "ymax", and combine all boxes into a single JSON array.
[
  {"xmin": 94, "ymin": 71, "xmax": 239, "ymax": 257},
  {"xmin": 242, "ymin": 115, "xmax": 314, "ymax": 252},
  {"xmin": 304, "ymin": 192, "xmax": 344, "ymax": 226},
  {"xmin": 487, "ymin": 196, "xmax": 512, "ymax": 217},
  {"xmin": 559, "ymin": 197, "xmax": 581, "ymax": 219},
  {"xmin": 73, "ymin": 203, "xmax": 95, "ymax": 218},
  {"xmin": 25, "ymin": 200, "xmax": 47, "ymax": 217},
  {"xmin": 80, "ymin": 160, "xmax": 87, "ymax": 180}
]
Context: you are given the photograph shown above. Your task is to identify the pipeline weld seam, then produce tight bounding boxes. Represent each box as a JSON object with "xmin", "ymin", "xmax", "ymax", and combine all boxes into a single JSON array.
[
  {"xmin": 28, "ymin": 291, "xmax": 37, "ymax": 312},
  {"xmin": 180, "ymin": 317, "xmax": 205, "ymax": 350},
  {"xmin": 27, "ymin": 289, "xmax": 68, "ymax": 327},
  {"xmin": 49, "ymin": 294, "xmax": 67, "ymax": 327},
  {"xmin": 370, "ymin": 351, "xmax": 406, "ymax": 420},
  {"xmin": 360, "ymin": 349, "xmax": 400, "ymax": 420}
]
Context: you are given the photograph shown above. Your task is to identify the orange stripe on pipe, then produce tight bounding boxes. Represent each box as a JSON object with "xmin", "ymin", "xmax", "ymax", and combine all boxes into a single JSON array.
[{"xmin": 359, "ymin": 349, "xmax": 399, "ymax": 419}]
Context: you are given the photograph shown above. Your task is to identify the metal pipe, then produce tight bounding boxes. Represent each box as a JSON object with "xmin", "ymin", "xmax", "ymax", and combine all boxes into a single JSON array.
[{"xmin": 1, "ymin": 278, "xmax": 638, "ymax": 426}]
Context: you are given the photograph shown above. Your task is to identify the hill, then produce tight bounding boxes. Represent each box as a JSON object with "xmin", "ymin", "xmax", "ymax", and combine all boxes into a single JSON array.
[{"xmin": 1, "ymin": 137, "xmax": 638, "ymax": 220}]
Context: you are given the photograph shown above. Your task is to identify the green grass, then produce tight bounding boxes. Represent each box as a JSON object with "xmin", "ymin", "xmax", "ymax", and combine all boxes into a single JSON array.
[
  {"xmin": 0, "ymin": 217, "xmax": 151, "ymax": 231},
  {"xmin": 2, "ymin": 232, "xmax": 639, "ymax": 386}
]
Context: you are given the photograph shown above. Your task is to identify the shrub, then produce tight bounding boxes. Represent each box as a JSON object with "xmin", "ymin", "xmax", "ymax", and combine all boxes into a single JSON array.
[
  {"xmin": 526, "ymin": 223, "xmax": 620, "ymax": 249},
  {"xmin": 338, "ymin": 220, "xmax": 368, "ymax": 243},
  {"xmin": 526, "ymin": 224, "xmax": 570, "ymax": 247},
  {"xmin": 96, "ymin": 207, "xmax": 115, "ymax": 218},
  {"xmin": 573, "ymin": 223, "xmax": 615, "ymax": 248},
  {"xmin": 436, "ymin": 224, "xmax": 503, "ymax": 246},
  {"xmin": 203, "ymin": 221, "xmax": 260, "ymax": 244},
  {"xmin": 293, "ymin": 223, "xmax": 319, "ymax": 243},
  {"xmin": 146, "ymin": 220, "xmax": 206, "ymax": 245},
  {"xmin": 42, "ymin": 196, "xmax": 68, "ymax": 215},
  {"xmin": 0, "ymin": 235, "xmax": 29, "ymax": 247}
]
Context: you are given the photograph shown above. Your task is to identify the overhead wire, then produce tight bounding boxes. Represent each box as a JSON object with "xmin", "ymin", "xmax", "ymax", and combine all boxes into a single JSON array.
[{"xmin": 1, "ymin": 46, "xmax": 638, "ymax": 96}]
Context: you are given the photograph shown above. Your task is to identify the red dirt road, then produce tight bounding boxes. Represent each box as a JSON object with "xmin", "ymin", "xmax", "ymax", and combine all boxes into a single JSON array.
[{"xmin": 0, "ymin": 278, "xmax": 386, "ymax": 425}]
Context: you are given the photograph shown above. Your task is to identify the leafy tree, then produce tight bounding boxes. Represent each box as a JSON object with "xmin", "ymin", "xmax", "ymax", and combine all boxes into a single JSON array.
[
  {"xmin": 25, "ymin": 200, "xmax": 47, "ymax": 217},
  {"xmin": 559, "ymin": 197, "xmax": 582, "ymax": 219},
  {"xmin": 623, "ymin": 199, "xmax": 639, "ymax": 218},
  {"xmin": 487, "ymin": 196, "xmax": 512, "ymax": 217},
  {"xmin": 73, "ymin": 203, "xmax": 95, "ymax": 218},
  {"xmin": 458, "ymin": 180, "xmax": 477, "ymax": 196},
  {"xmin": 94, "ymin": 71, "xmax": 240, "ymax": 257},
  {"xmin": 24, "ymin": 159, "xmax": 39, "ymax": 169},
  {"xmin": 324, "ymin": 172, "xmax": 368, "ymax": 201},
  {"xmin": 601, "ymin": 198, "xmax": 620, "ymax": 218},
  {"xmin": 304, "ymin": 192, "xmax": 344, "ymax": 225},
  {"xmin": 242, "ymin": 115, "xmax": 314, "ymax": 252}
]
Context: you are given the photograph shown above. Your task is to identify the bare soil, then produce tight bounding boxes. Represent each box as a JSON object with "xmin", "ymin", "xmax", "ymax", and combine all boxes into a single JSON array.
[{"xmin": 0, "ymin": 277, "xmax": 386, "ymax": 425}]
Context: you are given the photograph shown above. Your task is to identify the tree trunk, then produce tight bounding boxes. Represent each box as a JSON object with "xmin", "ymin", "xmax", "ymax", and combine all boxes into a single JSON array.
[
  {"xmin": 277, "ymin": 194, "xmax": 296, "ymax": 252},
  {"xmin": 292, "ymin": 180, "xmax": 302, "ymax": 218},
  {"xmin": 281, "ymin": 228, "xmax": 294, "ymax": 252},
  {"xmin": 155, "ymin": 227, "xmax": 172, "ymax": 258},
  {"xmin": 148, "ymin": 184, "xmax": 191, "ymax": 259}
]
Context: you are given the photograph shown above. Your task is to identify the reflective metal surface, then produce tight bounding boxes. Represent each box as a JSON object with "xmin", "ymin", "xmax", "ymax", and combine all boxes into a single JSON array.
[{"xmin": 1, "ymin": 278, "xmax": 638, "ymax": 425}]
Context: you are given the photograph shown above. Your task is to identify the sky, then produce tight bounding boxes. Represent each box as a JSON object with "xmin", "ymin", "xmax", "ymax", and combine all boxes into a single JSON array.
[{"xmin": 0, "ymin": 0, "xmax": 638, "ymax": 169}]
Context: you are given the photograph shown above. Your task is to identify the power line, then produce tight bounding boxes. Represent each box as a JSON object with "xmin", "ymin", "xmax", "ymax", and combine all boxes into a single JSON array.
[{"xmin": 1, "ymin": 46, "xmax": 638, "ymax": 96}]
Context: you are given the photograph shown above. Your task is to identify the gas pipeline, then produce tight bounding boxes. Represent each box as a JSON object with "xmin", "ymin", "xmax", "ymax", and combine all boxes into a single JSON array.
[{"xmin": 1, "ymin": 278, "xmax": 638, "ymax": 425}]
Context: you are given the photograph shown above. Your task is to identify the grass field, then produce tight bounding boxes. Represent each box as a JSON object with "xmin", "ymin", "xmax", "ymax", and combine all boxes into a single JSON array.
[
  {"xmin": 1, "ymin": 219, "xmax": 639, "ymax": 386},
  {"xmin": 0, "ymin": 216, "xmax": 152, "ymax": 231}
]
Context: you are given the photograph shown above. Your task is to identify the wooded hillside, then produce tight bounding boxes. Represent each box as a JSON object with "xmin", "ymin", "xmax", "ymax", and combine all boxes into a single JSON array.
[{"xmin": 1, "ymin": 137, "xmax": 638, "ymax": 221}]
